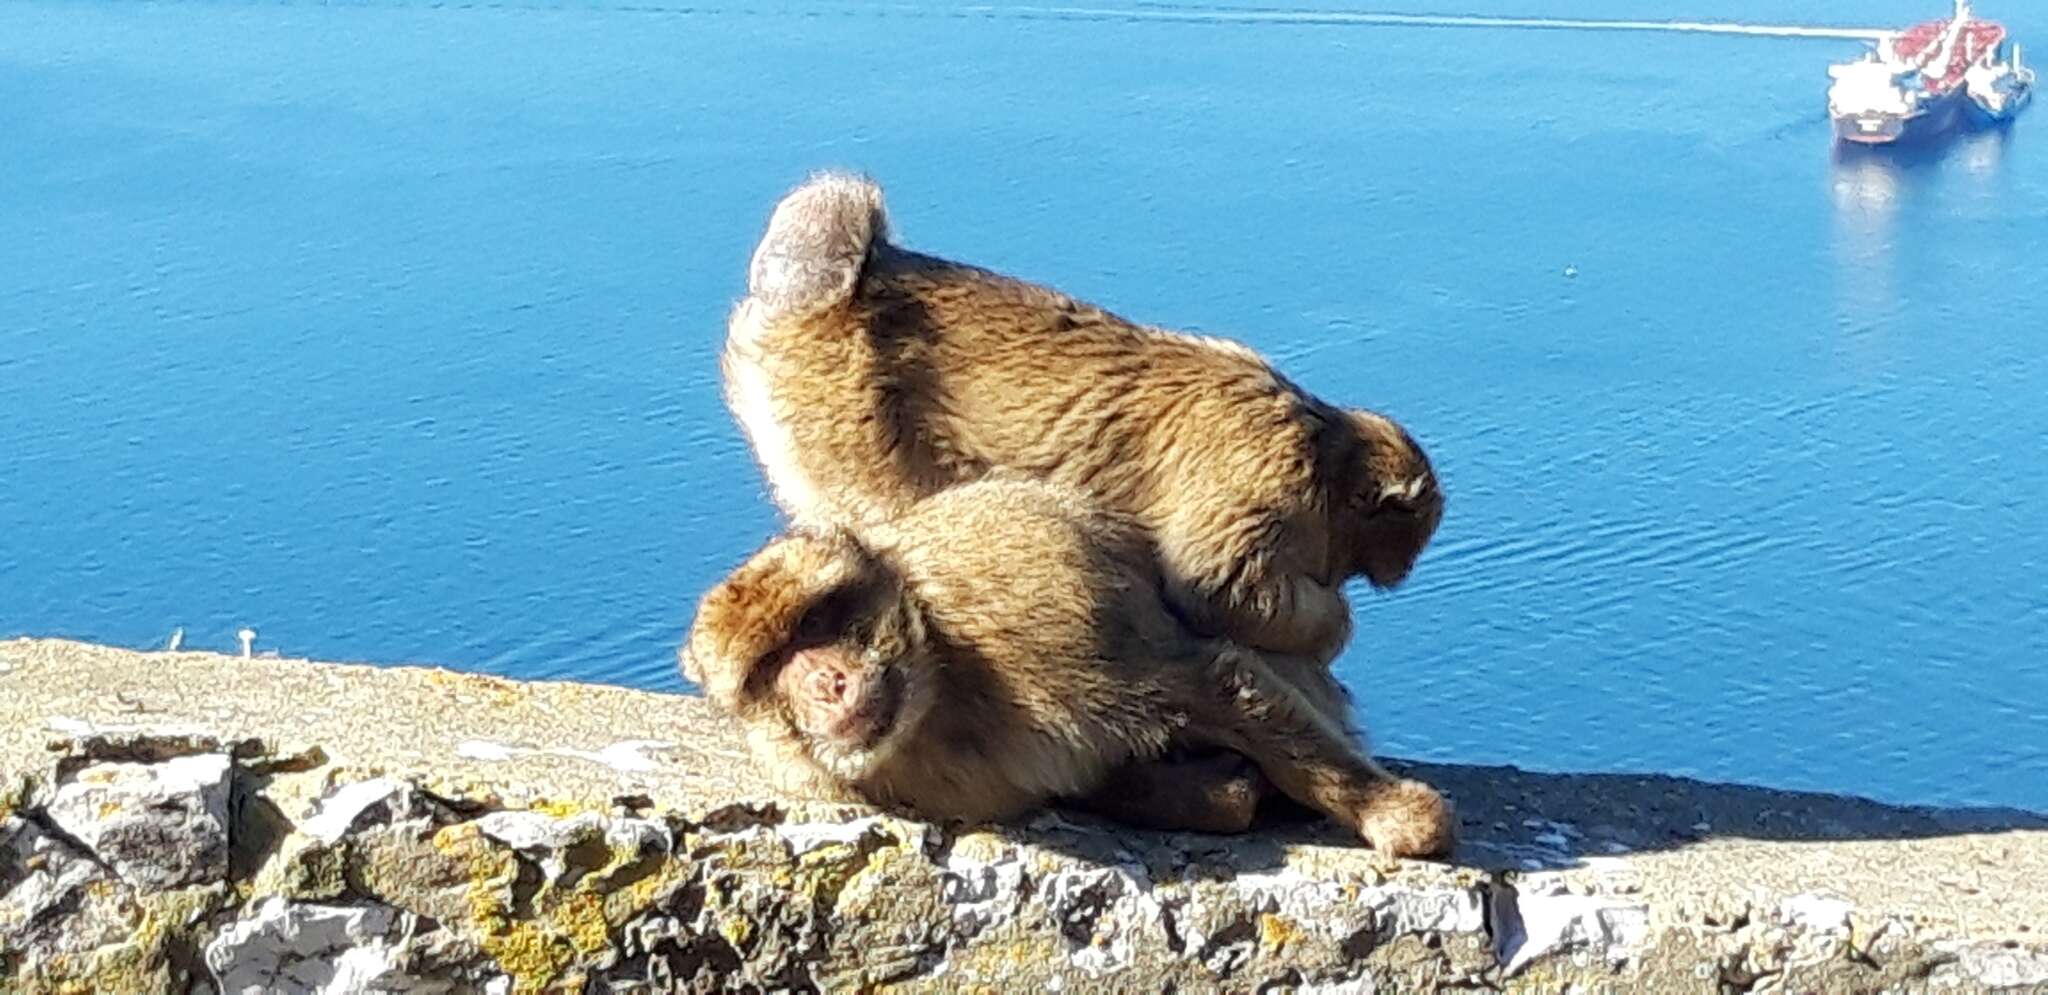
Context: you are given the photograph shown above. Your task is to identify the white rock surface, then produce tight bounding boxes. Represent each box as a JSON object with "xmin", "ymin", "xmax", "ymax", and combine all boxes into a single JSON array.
[
  {"xmin": 1492, "ymin": 878, "xmax": 1651, "ymax": 975},
  {"xmin": 44, "ymin": 752, "xmax": 232, "ymax": 890},
  {"xmin": 299, "ymin": 777, "xmax": 420, "ymax": 843},
  {"xmin": 1932, "ymin": 940, "xmax": 2048, "ymax": 989},
  {"xmin": 0, "ymin": 815, "xmax": 131, "ymax": 959},
  {"xmin": 205, "ymin": 897, "xmax": 428, "ymax": 995}
]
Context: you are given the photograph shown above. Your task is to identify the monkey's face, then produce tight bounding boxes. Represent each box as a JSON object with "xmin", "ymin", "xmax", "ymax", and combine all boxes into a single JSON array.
[
  {"xmin": 778, "ymin": 643, "xmax": 902, "ymax": 748},
  {"xmin": 1342, "ymin": 409, "xmax": 1446, "ymax": 589},
  {"xmin": 683, "ymin": 531, "xmax": 933, "ymax": 783}
]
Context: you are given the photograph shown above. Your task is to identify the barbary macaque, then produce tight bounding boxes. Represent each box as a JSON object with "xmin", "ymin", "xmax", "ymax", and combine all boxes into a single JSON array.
[
  {"xmin": 723, "ymin": 172, "xmax": 1445, "ymax": 677},
  {"xmin": 680, "ymin": 479, "xmax": 1455, "ymax": 858}
]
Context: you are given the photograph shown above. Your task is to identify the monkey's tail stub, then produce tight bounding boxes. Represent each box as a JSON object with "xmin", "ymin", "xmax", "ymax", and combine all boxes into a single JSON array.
[{"xmin": 746, "ymin": 172, "xmax": 888, "ymax": 319}]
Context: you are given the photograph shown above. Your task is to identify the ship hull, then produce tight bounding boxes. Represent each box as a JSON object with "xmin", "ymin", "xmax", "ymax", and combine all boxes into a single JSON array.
[
  {"xmin": 1965, "ymin": 86, "xmax": 2033, "ymax": 125},
  {"xmin": 1832, "ymin": 88, "xmax": 1969, "ymax": 145}
]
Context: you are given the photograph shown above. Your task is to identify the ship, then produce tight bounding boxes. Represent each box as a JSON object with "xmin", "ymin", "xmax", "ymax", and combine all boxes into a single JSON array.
[
  {"xmin": 1963, "ymin": 41, "xmax": 2033, "ymax": 125},
  {"xmin": 1827, "ymin": 0, "xmax": 2033, "ymax": 145}
]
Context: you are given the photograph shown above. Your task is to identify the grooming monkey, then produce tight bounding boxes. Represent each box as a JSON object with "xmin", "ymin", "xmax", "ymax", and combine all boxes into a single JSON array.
[
  {"xmin": 681, "ymin": 479, "xmax": 1455, "ymax": 858},
  {"xmin": 722, "ymin": 173, "xmax": 1446, "ymax": 833},
  {"xmin": 724, "ymin": 173, "xmax": 1444, "ymax": 686}
]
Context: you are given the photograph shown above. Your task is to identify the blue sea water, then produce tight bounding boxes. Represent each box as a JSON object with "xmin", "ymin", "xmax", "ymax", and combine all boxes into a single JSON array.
[{"xmin": 3, "ymin": 0, "xmax": 2044, "ymax": 810}]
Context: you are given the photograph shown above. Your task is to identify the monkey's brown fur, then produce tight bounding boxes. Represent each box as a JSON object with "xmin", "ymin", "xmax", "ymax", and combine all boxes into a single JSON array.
[
  {"xmin": 682, "ymin": 479, "xmax": 1455, "ymax": 858},
  {"xmin": 724, "ymin": 173, "xmax": 1445, "ymax": 677}
]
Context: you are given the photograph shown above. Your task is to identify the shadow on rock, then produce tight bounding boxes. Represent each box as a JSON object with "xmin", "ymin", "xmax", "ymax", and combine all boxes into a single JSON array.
[{"xmin": 1008, "ymin": 757, "xmax": 2048, "ymax": 875}]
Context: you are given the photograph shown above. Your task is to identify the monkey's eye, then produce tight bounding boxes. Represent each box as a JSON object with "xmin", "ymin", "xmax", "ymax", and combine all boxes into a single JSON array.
[
  {"xmin": 792, "ymin": 586, "xmax": 858, "ymax": 647},
  {"xmin": 1360, "ymin": 481, "xmax": 1430, "ymax": 517},
  {"xmin": 1352, "ymin": 491, "xmax": 1399, "ymax": 515}
]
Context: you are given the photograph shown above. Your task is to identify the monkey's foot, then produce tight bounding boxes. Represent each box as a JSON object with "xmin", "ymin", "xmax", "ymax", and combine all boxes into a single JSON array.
[
  {"xmin": 1071, "ymin": 751, "xmax": 1268, "ymax": 834},
  {"xmin": 1355, "ymin": 778, "xmax": 1456, "ymax": 859},
  {"xmin": 1171, "ymin": 751, "xmax": 1268, "ymax": 833}
]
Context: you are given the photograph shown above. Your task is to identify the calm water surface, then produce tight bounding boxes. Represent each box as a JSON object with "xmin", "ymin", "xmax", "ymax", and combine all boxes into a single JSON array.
[{"xmin": 4, "ymin": 0, "xmax": 2044, "ymax": 809}]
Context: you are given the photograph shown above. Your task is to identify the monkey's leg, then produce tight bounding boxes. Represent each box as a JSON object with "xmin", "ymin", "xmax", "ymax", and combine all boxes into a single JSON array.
[
  {"xmin": 1165, "ymin": 564, "xmax": 1356, "ymax": 729},
  {"xmin": 1181, "ymin": 657, "xmax": 1352, "ymax": 823},
  {"xmin": 1264, "ymin": 653, "xmax": 1358, "ymax": 731},
  {"xmin": 1191, "ymin": 649, "xmax": 1455, "ymax": 859},
  {"xmin": 1065, "ymin": 751, "xmax": 1269, "ymax": 834}
]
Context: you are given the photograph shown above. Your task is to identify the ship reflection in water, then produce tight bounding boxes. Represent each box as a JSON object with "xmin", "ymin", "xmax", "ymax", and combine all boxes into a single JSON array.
[{"xmin": 1827, "ymin": 125, "xmax": 2011, "ymax": 334}]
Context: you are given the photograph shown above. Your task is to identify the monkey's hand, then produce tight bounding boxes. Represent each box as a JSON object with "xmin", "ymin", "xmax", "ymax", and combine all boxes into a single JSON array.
[
  {"xmin": 745, "ymin": 727, "xmax": 867, "ymax": 805},
  {"xmin": 1171, "ymin": 565, "xmax": 1354, "ymax": 667}
]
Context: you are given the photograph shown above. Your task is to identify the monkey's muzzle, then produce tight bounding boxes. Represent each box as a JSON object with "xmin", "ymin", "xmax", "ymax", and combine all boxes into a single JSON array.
[
  {"xmin": 797, "ymin": 649, "xmax": 904, "ymax": 748},
  {"xmin": 1358, "ymin": 479, "xmax": 1445, "ymax": 589}
]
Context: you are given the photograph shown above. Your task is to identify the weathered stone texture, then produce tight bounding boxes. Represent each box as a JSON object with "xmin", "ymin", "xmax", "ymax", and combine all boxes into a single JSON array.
[
  {"xmin": 3, "ymin": 637, "xmax": 2046, "ymax": 994},
  {"xmin": 45, "ymin": 750, "xmax": 232, "ymax": 892}
]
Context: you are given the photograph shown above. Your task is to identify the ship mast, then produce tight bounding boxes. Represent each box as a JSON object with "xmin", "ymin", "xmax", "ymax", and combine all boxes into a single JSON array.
[{"xmin": 1926, "ymin": 2, "xmax": 1970, "ymax": 75}]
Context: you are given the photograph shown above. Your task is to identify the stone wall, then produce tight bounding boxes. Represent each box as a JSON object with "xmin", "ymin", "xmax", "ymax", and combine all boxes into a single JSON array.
[{"xmin": 3, "ymin": 638, "xmax": 2045, "ymax": 993}]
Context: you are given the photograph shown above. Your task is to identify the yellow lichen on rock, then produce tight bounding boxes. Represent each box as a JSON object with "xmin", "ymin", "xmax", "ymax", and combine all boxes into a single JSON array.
[
  {"xmin": 716, "ymin": 911, "xmax": 756, "ymax": 951},
  {"xmin": 16, "ymin": 886, "xmax": 226, "ymax": 995},
  {"xmin": 947, "ymin": 831, "xmax": 1009, "ymax": 865},
  {"xmin": 792, "ymin": 840, "xmax": 867, "ymax": 911},
  {"xmin": 528, "ymin": 798, "xmax": 587, "ymax": 820},
  {"xmin": 424, "ymin": 668, "xmax": 526, "ymax": 711},
  {"xmin": 264, "ymin": 836, "xmax": 350, "ymax": 900},
  {"xmin": 1258, "ymin": 912, "xmax": 1304, "ymax": 954},
  {"xmin": 553, "ymin": 891, "xmax": 613, "ymax": 958},
  {"xmin": 800, "ymin": 821, "xmax": 935, "ymax": 921},
  {"xmin": 926, "ymin": 936, "xmax": 1063, "ymax": 990},
  {"xmin": 435, "ymin": 821, "xmax": 576, "ymax": 994},
  {"xmin": 427, "ymin": 816, "xmax": 690, "ymax": 995},
  {"xmin": 595, "ymin": 841, "xmax": 686, "ymax": 929}
]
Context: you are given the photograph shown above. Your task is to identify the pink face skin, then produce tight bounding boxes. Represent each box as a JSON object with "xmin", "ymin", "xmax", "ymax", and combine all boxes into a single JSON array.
[{"xmin": 777, "ymin": 645, "xmax": 902, "ymax": 749}]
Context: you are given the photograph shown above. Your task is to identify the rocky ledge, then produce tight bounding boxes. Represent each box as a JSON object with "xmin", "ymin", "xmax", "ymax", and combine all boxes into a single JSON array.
[{"xmin": 2, "ymin": 638, "xmax": 2045, "ymax": 994}]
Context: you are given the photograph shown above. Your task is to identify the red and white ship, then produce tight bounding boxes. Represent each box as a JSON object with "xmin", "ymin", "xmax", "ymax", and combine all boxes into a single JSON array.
[{"xmin": 1827, "ymin": 0, "xmax": 2032, "ymax": 145}]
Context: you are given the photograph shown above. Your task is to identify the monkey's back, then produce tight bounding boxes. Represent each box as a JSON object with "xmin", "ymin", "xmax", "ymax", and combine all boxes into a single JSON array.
[
  {"xmin": 728, "ymin": 242, "xmax": 1343, "ymax": 544},
  {"xmin": 865, "ymin": 249, "xmax": 1335, "ymax": 522}
]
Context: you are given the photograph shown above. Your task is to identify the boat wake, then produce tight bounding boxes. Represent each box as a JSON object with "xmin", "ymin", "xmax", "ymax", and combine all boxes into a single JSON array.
[{"xmin": 956, "ymin": 4, "xmax": 1892, "ymax": 41}]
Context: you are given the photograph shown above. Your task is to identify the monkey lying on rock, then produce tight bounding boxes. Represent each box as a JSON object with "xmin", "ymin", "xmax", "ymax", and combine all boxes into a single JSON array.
[
  {"xmin": 724, "ymin": 172, "xmax": 1445, "ymax": 676},
  {"xmin": 681, "ymin": 479, "xmax": 1456, "ymax": 859}
]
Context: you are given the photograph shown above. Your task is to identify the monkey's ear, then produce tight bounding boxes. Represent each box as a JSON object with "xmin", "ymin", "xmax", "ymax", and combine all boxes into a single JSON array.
[
  {"xmin": 1337, "ymin": 408, "xmax": 1444, "ymax": 590},
  {"xmin": 677, "ymin": 644, "xmax": 731, "ymax": 706},
  {"xmin": 682, "ymin": 573, "xmax": 796, "ymax": 707},
  {"xmin": 685, "ymin": 531, "xmax": 878, "ymax": 707}
]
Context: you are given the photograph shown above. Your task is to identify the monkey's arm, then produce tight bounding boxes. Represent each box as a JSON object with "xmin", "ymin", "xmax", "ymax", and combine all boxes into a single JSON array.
[
  {"xmin": 1186, "ymin": 646, "xmax": 1454, "ymax": 859},
  {"xmin": 744, "ymin": 726, "xmax": 867, "ymax": 805},
  {"xmin": 1163, "ymin": 537, "xmax": 1354, "ymax": 667}
]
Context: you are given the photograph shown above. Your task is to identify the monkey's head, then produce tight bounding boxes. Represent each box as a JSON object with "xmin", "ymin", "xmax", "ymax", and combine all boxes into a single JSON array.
[
  {"xmin": 682, "ymin": 529, "xmax": 935, "ymax": 783},
  {"xmin": 1336, "ymin": 408, "xmax": 1445, "ymax": 589}
]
